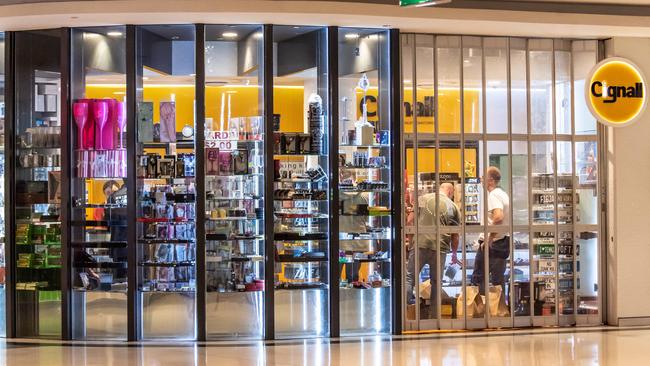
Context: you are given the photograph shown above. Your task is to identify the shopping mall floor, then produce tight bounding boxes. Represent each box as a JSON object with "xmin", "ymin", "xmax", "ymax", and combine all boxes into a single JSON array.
[{"xmin": 0, "ymin": 325, "xmax": 647, "ymax": 365}]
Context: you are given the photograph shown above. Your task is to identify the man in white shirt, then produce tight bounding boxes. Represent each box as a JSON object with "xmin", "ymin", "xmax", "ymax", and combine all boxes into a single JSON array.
[{"xmin": 471, "ymin": 166, "xmax": 510, "ymax": 296}]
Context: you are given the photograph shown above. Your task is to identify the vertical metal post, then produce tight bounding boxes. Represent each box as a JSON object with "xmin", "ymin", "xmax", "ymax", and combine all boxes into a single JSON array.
[
  {"xmin": 195, "ymin": 23, "xmax": 207, "ymax": 342},
  {"xmin": 389, "ymin": 28, "xmax": 403, "ymax": 335},
  {"xmin": 126, "ymin": 24, "xmax": 141, "ymax": 341},
  {"xmin": 262, "ymin": 24, "xmax": 275, "ymax": 341},
  {"xmin": 551, "ymin": 39, "xmax": 560, "ymax": 326},
  {"xmin": 506, "ymin": 37, "xmax": 515, "ymax": 326},
  {"xmin": 59, "ymin": 27, "xmax": 72, "ymax": 341},
  {"xmin": 411, "ymin": 33, "xmax": 420, "ymax": 330},
  {"xmin": 4, "ymin": 31, "xmax": 16, "ymax": 339},
  {"xmin": 525, "ymin": 38, "xmax": 535, "ymax": 320},
  {"xmin": 569, "ymin": 40, "xmax": 578, "ymax": 325},
  {"xmin": 480, "ymin": 37, "xmax": 489, "ymax": 327},
  {"xmin": 459, "ymin": 36, "xmax": 467, "ymax": 329},
  {"xmin": 327, "ymin": 25, "xmax": 340, "ymax": 338}
]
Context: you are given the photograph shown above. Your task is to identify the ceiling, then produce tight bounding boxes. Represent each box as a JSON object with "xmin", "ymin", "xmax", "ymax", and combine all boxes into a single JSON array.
[{"xmin": 0, "ymin": 0, "xmax": 647, "ymax": 38}]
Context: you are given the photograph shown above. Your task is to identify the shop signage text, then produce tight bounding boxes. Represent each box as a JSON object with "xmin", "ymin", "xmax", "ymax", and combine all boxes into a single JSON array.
[{"xmin": 586, "ymin": 57, "xmax": 647, "ymax": 127}]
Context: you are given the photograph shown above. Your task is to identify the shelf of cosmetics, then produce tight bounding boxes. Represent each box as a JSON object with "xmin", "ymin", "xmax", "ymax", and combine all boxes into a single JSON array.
[{"xmin": 16, "ymin": 223, "xmax": 62, "ymax": 269}]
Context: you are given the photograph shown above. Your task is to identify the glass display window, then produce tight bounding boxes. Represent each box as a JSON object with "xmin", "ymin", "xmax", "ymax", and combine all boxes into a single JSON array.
[
  {"xmin": 12, "ymin": 29, "xmax": 64, "ymax": 338},
  {"xmin": 272, "ymin": 25, "xmax": 330, "ymax": 339},
  {"xmin": 338, "ymin": 27, "xmax": 392, "ymax": 335},
  {"xmin": 202, "ymin": 24, "xmax": 265, "ymax": 340},
  {"xmin": 69, "ymin": 26, "xmax": 128, "ymax": 340},
  {"xmin": 135, "ymin": 25, "xmax": 197, "ymax": 340}
]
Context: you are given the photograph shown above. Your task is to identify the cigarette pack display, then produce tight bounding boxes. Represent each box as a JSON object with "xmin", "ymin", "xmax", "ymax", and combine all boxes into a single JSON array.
[{"xmin": 297, "ymin": 134, "xmax": 311, "ymax": 154}]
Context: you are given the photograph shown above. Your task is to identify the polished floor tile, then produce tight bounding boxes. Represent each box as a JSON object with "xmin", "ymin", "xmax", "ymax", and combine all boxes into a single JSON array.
[{"xmin": 0, "ymin": 326, "xmax": 647, "ymax": 365}]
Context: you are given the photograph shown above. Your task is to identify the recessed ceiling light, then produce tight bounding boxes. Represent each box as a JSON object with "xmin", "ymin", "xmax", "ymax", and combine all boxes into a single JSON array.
[
  {"xmin": 222, "ymin": 32, "xmax": 238, "ymax": 39},
  {"xmin": 143, "ymin": 77, "xmax": 149, "ymax": 80},
  {"xmin": 253, "ymin": 32, "xmax": 263, "ymax": 39},
  {"xmin": 171, "ymin": 36, "xmax": 180, "ymax": 40},
  {"xmin": 107, "ymin": 31, "xmax": 123, "ymax": 37},
  {"xmin": 345, "ymin": 33, "xmax": 360, "ymax": 40},
  {"xmin": 293, "ymin": 26, "xmax": 300, "ymax": 29},
  {"xmin": 190, "ymin": 73, "xmax": 196, "ymax": 77}
]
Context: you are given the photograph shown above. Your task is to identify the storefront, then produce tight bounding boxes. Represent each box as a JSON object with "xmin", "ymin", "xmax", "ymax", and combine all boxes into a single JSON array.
[{"xmin": 0, "ymin": 24, "xmax": 605, "ymax": 341}]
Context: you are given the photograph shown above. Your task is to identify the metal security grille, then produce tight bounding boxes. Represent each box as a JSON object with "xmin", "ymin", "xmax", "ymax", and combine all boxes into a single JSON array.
[{"xmin": 401, "ymin": 34, "xmax": 602, "ymax": 331}]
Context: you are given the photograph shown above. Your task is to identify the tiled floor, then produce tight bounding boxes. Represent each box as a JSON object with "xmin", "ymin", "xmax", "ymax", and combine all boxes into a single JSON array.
[{"xmin": 0, "ymin": 326, "xmax": 647, "ymax": 365}]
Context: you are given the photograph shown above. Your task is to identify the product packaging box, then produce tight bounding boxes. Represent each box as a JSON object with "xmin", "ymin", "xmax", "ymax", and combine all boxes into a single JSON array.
[{"xmin": 159, "ymin": 101, "xmax": 177, "ymax": 143}]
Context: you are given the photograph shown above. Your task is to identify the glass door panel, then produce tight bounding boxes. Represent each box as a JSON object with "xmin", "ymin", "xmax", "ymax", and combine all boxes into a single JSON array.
[
  {"xmin": 272, "ymin": 26, "xmax": 329, "ymax": 338},
  {"xmin": 338, "ymin": 27, "xmax": 392, "ymax": 335},
  {"xmin": 13, "ymin": 29, "xmax": 63, "ymax": 338},
  {"xmin": 529, "ymin": 40, "xmax": 553, "ymax": 135},
  {"xmin": 203, "ymin": 25, "xmax": 265, "ymax": 340},
  {"xmin": 577, "ymin": 231, "xmax": 599, "ymax": 316},
  {"xmin": 69, "ymin": 26, "xmax": 128, "ymax": 340},
  {"xmin": 531, "ymin": 141, "xmax": 555, "ymax": 226},
  {"xmin": 575, "ymin": 142, "xmax": 598, "ymax": 225},
  {"xmin": 136, "ymin": 25, "xmax": 197, "ymax": 340}
]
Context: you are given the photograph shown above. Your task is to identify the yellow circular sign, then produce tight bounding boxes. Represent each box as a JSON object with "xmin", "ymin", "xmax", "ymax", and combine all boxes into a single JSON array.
[{"xmin": 586, "ymin": 57, "xmax": 647, "ymax": 127}]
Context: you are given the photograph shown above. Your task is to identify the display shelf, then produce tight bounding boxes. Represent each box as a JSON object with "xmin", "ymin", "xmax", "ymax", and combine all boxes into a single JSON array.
[
  {"xmin": 205, "ymin": 234, "xmax": 264, "ymax": 241},
  {"xmin": 277, "ymin": 254, "xmax": 328, "ymax": 263},
  {"xmin": 70, "ymin": 241, "xmax": 128, "ymax": 248},
  {"xmin": 70, "ymin": 220, "xmax": 128, "ymax": 227},
  {"xmin": 137, "ymin": 239, "xmax": 195, "ymax": 244},
  {"xmin": 139, "ymin": 261, "xmax": 196, "ymax": 267},
  {"xmin": 339, "ymin": 144, "xmax": 390, "ymax": 148},
  {"xmin": 74, "ymin": 262, "xmax": 128, "ymax": 269},
  {"xmin": 275, "ymin": 283, "xmax": 329, "ymax": 290}
]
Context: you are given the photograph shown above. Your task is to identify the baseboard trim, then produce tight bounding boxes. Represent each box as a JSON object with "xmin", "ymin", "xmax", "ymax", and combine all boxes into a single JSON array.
[{"xmin": 618, "ymin": 317, "xmax": 650, "ymax": 326}]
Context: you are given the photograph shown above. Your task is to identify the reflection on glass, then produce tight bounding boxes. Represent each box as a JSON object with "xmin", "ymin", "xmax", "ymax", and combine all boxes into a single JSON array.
[
  {"xmin": 273, "ymin": 26, "xmax": 329, "ymax": 338},
  {"xmin": 530, "ymin": 40, "xmax": 553, "ymax": 135},
  {"xmin": 136, "ymin": 25, "xmax": 197, "ymax": 340},
  {"xmin": 70, "ymin": 26, "xmax": 128, "ymax": 340},
  {"xmin": 555, "ymin": 41, "xmax": 572, "ymax": 135},
  {"xmin": 531, "ymin": 141, "xmax": 555, "ymax": 225},
  {"xmin": 338, "ymin": 27, "xmax": 392, "ymax": 335},
  {"xmin": 485, "ymin": 38, "xmax": 508, "ymax": 134},
  {"xmin": 575, "ymin": 142, "xmax": 598, "ymax": 225},
  {"xmin": 573, "ymin": 41, "xmax": 598, "ymax": 135},
  {"xmin": 577, "ymin": 232, "xmax": 598, "ymax": 315},
  {"xmin": 463, "ymin": 37, "xmax": 482, "ymax": 134},
  {"xmin": 437, "ymin": 36, "xmax": 461, "ymax": 134},
  {"xmin": 513, "ymin": 232, "xmax": 530, "ymax": 317},
  {"xmin": 14, "ymin": 29, "xmax": 63, "ymax": 338},
  {"xmin": 203, "ymin": 25, "xmax": 265, "ymax": 340},
  {"xmin": 512, "ymin": 141, "xmax": 529, "ymax": 226},
  {"xmin": 510, "ymin": 39, "xmax": 528, "ymax": 135},
  {"xmin": 557, "ymin": 141, "xmax": 573, "ymax": 225}
]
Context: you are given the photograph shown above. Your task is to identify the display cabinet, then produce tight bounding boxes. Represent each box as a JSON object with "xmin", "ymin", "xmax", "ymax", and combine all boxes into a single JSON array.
[
  {"xmin": 135, "ymin": 25, "xmax": 197, "ymax": 340},
  {"xmin": 337, "ymin": 28, "xmax": 392, "ymax": 335},
  {"xmin": 202, "ymin": 25, "xmax": 266, "ymax": 339},
  {"xmin": 272, "ymin": 26, "xmax": 330, "ymax": 338},
  {"xmin": 69, "ymin": 26, "xmax": 128, "ymax": 340},
  {"xmin": 11, "ymin": 29, "xmax": 64, "ymax": 338}
]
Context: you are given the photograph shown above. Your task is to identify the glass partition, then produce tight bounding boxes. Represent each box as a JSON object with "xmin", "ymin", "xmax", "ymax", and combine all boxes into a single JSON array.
[
  {"xmin": 202, "ymin": 24, "xmax": 265, "ymax": 340},
  {"xmin": 13, "ymin": 29, "xmax": 63, "ymax": 338},
  {"xmin": 69, "ymin": 26, "xmax": 128, "ymax": 340},
  {"xmin": 136, "ymin": 25, "xmax": 197, "ymax": 340},
  {"xmin": 272, "ymin": 25, "xmax": 329, "ymax": 338}
]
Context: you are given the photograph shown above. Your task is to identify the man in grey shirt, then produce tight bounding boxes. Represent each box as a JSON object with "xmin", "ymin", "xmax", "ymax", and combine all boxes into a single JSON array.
[{"xmin": 406, "ymin": 182, "xmax": 461, "ymax": 318}]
